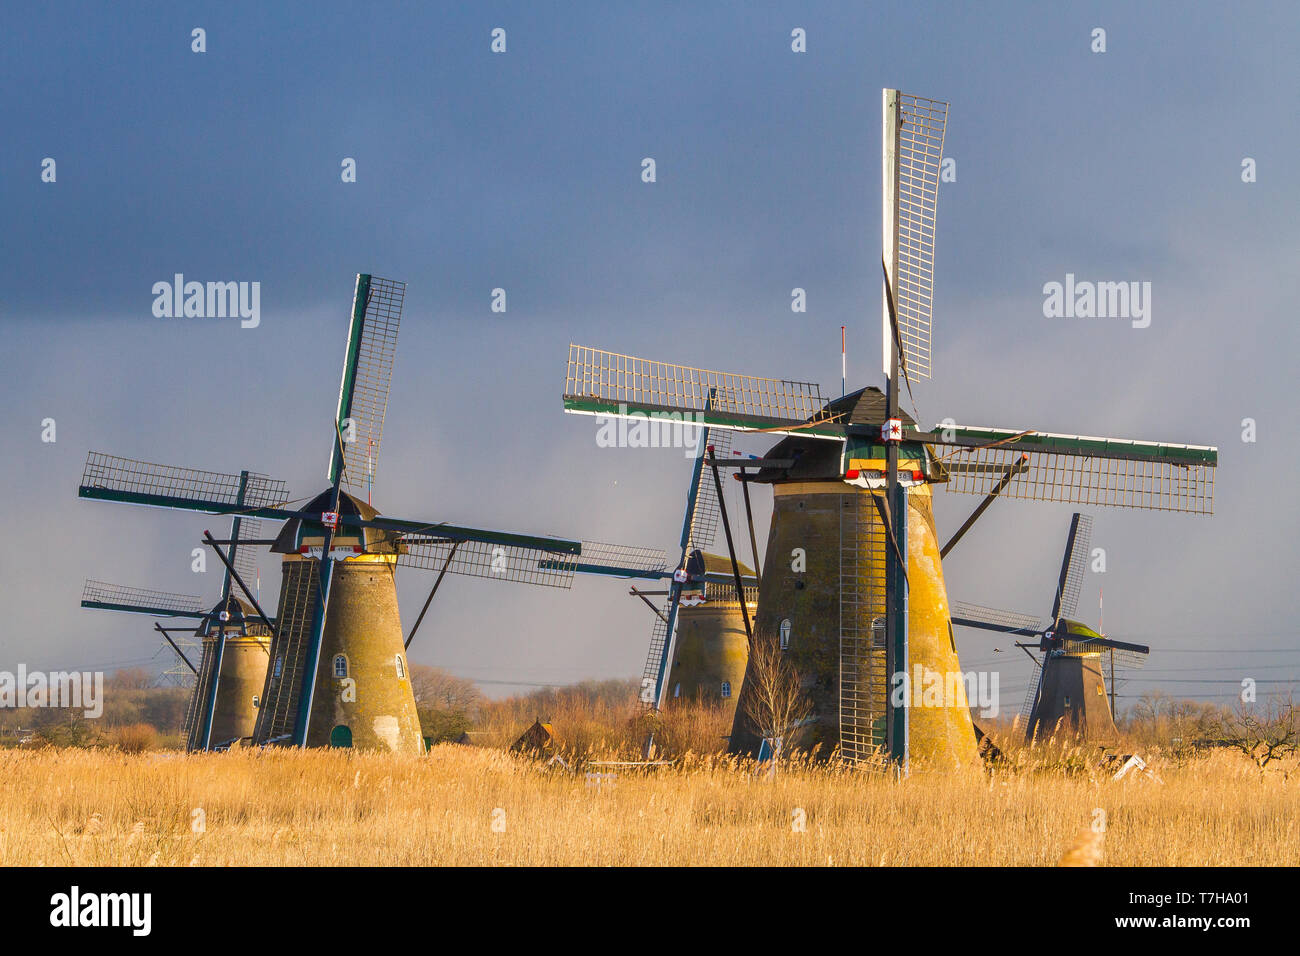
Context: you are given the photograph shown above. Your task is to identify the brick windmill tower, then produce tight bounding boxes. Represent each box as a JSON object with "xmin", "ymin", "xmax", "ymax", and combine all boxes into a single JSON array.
[{"xmin": 560, "ymin": 89, "xmax": 1217, "ymax": 770}]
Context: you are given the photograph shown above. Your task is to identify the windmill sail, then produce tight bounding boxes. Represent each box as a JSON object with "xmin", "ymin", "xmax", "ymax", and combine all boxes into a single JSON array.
[
  {"xmin": 81, "ymin": 581, "xmax": 207, "ymax": 618},
  {"xmin": 564, "ymin": 345, "xmax": 837, "ymax": 439},
  {"xmin": 950, "ymin": 602, "xmax": 1043, "ymax": 636},
  {"xmin": 883, "ymin": 89, "xmax": 948, "ymax": 382},
  {"xmin": 80, "ymin": 452, "xmax": 288, "ymax": 514},
  {"xmin": 253, "ymin": 559, "xmax": 320, "ymax": 744},
  {"xmin": 839, "ymin": 490, "xmax": 890, "ymax": 764},
  {"xmin": 1051, "ymin": 513, "xmax": 1092, "ymax": 621},
  {"xmin": 397, "ymin": 537, "xmax": 650, "ymax": 588},
  {"xmin": 918, "ymin": 425, "xmax": 1217, "ymax": 514},
  {"xmin": 334, "ymin": 275, "xmax": 405, "ymax": 493}
]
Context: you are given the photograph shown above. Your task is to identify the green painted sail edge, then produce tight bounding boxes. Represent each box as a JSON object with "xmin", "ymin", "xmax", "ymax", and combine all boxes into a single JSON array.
[
  {"xmin": 562, "ymin": 396, "xmax": 844, "ymax": 440},
  {"xmin": 918, "ymin": 426, "xmax": 1217, "ymax": 466}
]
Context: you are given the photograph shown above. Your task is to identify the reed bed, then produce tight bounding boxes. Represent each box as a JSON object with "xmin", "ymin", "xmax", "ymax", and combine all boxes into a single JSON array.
[{"xmin": 1, "ymin": 744, "xmax": 1295, "ymax": 867}]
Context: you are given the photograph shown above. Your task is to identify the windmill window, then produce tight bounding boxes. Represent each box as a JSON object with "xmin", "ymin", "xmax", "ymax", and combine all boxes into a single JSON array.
[
  {"xmin": 395, "ymin": 655, "xmax": 406, "ymax": 679},
  {"xmin": 720, "ymin": 681, "xmax": 732, "ymax": 699},
  {"xmin": 673, "ymin": 683, "xmax": 681, "ymax": 699},
  {"xmin": 1063, "ymin": 696, "xmax": 1072, "ymax": 708},
  {"xmin": 871, "ymin": 616, "xmax": 886, "ymax": 648},
  {"xmin": 779, "ymin": 619, "xmax": 792, "ymax": 650},
  {"xmin": 252, "ymin": 695, "xmax": 260, "ymax": 709},
  {"xmin": 273, "ymin": 657, "xmax": 283, "ymax": 678},
  {"xmin": 333, "ymin": 655, "xmax": 349, "ymax": 679}
]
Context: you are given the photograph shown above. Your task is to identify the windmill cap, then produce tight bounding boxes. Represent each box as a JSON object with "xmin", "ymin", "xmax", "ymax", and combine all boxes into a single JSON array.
[
  {"xmin": 201, "ymin": 594, "xmax": 271, "ymax": 637},
  {"xmin": 271, "ymin": 488, "xmax": 405, "ymax": 555}
]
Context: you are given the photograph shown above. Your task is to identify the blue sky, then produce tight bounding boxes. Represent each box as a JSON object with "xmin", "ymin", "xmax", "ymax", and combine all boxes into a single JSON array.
[{"xmin": 3, "ymin": 2, "xmax": 1297, "ymax": 709}]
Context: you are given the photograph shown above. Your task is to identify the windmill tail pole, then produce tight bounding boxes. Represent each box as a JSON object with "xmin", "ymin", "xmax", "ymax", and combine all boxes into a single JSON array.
[
  {"xmin": 155, "ymin": 623, "xmax": 197, "ymax": 674},
  {"xmin": 737, "ymin": 465, "xmax": 762, "ymax": 588},
  {"xmin": 405, "ymin": 541, "xmax": 460, "ymax": 649},
  {"xmin": 940, "ymin": 454, "xmax": 1030, "ymax": 559},
  {"xmin": 202, "ymin": 530, "xmax": 278, "ymax": 640},
  {"xmin": 707, "ymin": 449, "xmax": 754, "ymax": 646}
]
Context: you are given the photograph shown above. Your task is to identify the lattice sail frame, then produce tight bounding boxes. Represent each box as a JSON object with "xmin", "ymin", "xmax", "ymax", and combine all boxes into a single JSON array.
[
  {"xmin": 951, "ymin": 602, "xmax": 1043, "ymax": 634},
  {"xmin": 1054, "ymin": 514, "xmax": 1093, "ymax": 620},
  {"xmin": 933, "ymin": 432, "xmax": 1216, "ymax": 515},
  {"xmin": 81, "ymin": 453, "xmax": 288, "ymax": 511},
  {"xmin": 839, "ymin": 492, "xmax": 889, "ymax": 766},
  {"xmin": 687, "ymin": 428, "xmax": 732, "ymax": 554},
  {"xmin": 81, "ymin": 580, "xmax": 206, "ymax": 616},
  {"xmin": 340, "ymin": 275, "xmax": 405, "ymax": 493},
  {"xmin": 230, "ymin": 517, "xmax": 263, "ymax": 588},
  {"xmin": 564, "ymin": 345, "xmax": 831, "ymax": 433},
  {"xmin": 400, "ymin": 537, "xmax": 583, "ymax": 589},
  {"xmin": 885, "ymin": 90, "xmax": 947, "ymax": 382},
  {"xmin": 254, "ymin": 559, "xmax": 319, "ymax": 744}
]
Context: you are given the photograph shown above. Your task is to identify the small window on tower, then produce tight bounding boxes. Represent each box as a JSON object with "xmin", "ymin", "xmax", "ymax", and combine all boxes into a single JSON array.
[
  {"xmin": 273, "ymin": 657, "xmax": 283, "ymax": 678},
  {"xmin": 871, "ymin": 616, "xmax": 886, "ymax": 648},
  {"xmin": 333, "ymin": 655, "xmax": 348, "ymax": 679},
  {"xmin": 779, "ymin": 619, "xmax": 792, "ymax": 650},
  {"xmin": 720, "ymin": 681, "xmax": 732, "ymax": 699},
  {"xmin": 673, "ymin": 683, "xmax": 681, "ymax": 699},
  {"xmin": 1063, "ymin": 695, "xmax": 1072, "ymax": 708},
  {"xmin": 395, "ymin": 655, "xmax": 406, "ymax": 679}
]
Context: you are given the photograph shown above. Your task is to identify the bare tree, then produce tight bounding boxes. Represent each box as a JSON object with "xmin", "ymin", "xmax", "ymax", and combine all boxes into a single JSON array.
[
  {"xmin": 409, "ymin": 666, "xmax": 481, "ymax": 714},
  {"xmin": 741, "ymin": 629, "xmax": 811, "ymax": 760},
  {"xmin": 1212, "ymin": 696, "xmax": 1299, "ymax": 774}
]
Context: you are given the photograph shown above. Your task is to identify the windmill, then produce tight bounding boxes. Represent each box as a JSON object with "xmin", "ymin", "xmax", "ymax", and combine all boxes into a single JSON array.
[
  {"xmin": 80, "ymin": 510, "xmax": 281, "ymax": 751},
  {"xmin": 952, "ymin": 513, "xmax": 1149, "ymax": 742},
  {"xmin": 629, "ymin": 423, "xmax": 759, "ymax": 731},
  {"xmin": 560, "ymin": 89, "xmax": 1217, "ymax": 770},
  {"xmin": 77, "ymin": 274, "xmax": 659, "ymax": 752}
]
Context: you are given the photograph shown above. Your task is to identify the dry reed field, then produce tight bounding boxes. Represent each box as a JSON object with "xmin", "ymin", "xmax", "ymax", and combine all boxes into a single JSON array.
[{"xmin": 2, "ymin": 744, "xmax": 1296, "ymax": 867}]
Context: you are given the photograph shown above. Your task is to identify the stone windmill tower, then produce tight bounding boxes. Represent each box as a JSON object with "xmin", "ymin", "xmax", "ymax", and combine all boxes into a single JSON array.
[{"xmin": 560, "ymin": 89, "xmax": 1217, "ymax": 770}]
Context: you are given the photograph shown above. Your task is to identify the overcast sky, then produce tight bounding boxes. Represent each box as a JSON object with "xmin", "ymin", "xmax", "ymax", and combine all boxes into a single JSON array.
[{"xmin": 3, "ymin": 2, "xmax": 1297, "ymax": 712}]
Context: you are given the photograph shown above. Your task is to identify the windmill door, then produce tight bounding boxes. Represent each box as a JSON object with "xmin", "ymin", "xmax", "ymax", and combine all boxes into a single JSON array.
[{"xmin": 329, "ymin": 725, "xmax": 353, "ymax": 748}]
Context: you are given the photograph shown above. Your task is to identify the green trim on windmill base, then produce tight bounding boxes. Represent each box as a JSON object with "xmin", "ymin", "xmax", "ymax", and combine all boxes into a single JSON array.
[{"xmin": 562, "ymin": 396, "xmax": 845, "ymax": 441}]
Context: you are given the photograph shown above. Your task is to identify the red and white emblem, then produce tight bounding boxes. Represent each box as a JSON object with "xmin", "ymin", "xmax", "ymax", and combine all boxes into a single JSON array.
[
  {"xmin": 322, "ymin": 511, "xmax": 340, "ymax": 530},
  {"xmin": 881, "ymin": 418, "xmax": 903, "ymax": 442}
]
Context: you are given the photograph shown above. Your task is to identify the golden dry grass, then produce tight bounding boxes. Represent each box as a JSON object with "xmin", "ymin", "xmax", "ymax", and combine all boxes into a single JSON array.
[{"xmin": 1, "ymin": 744, "xmax": 1296, "ymax": 866}]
